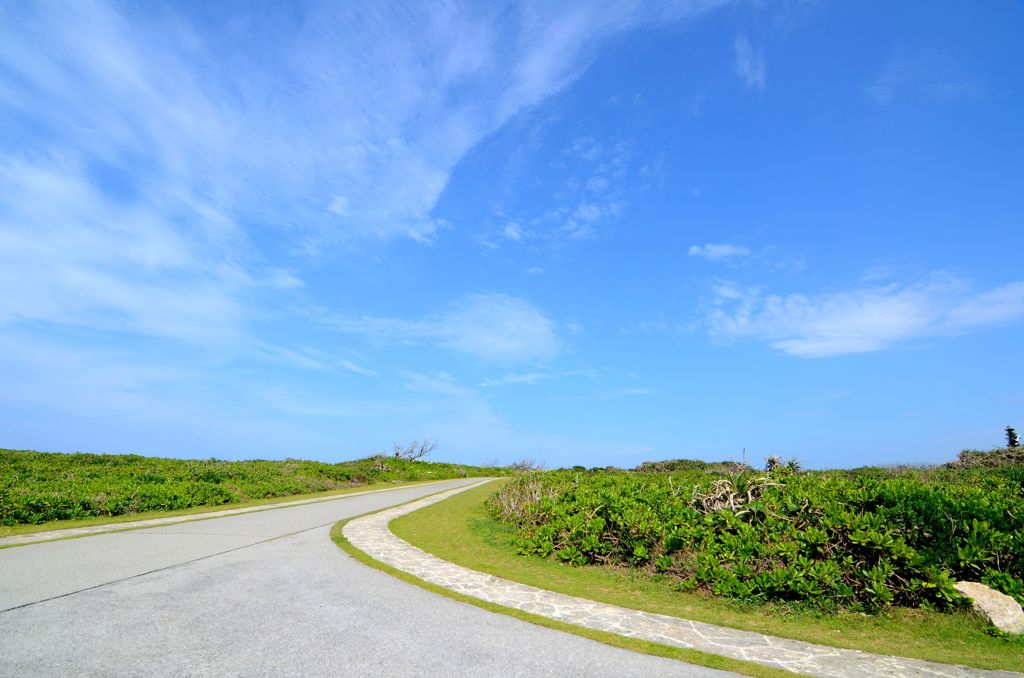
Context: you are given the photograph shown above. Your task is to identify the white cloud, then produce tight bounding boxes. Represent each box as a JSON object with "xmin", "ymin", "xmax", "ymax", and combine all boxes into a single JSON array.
[
  {"xmin": 526, "ymin": 266, "xmax": 545, "ymax": 275},
  {"xmin": 733, "ymin": 34, "xmax": 765, "ymax": 91},
  {"xmin": 440, "ymin": 294, "xmax": 560, "ymax": 361},
  {"xmin": 338, "ymin": 359, "xmax": 380, "ymax": 378},
  {"xmin": 266, "ymin": 269, "xmax": 305, "ymax": 290},
  {"xmin": 251, "ymin": 344, "xmax": 380, "ymax": 379},
  {"xmin": 0, "ymin": 155, "xmax": 250, "ymax": 347},
  {"xmin": 707, "ymin": 276, "xmax": 1024, "ymax": 357},
  {"xmin": 502, "ymin": 135, "xmax": 640, "ymax": 243},
  {"xmin": 328, "ymin": 196, "xmax": 350, "ymax": 217},
  {"xmin": 0, "ymin": 1, "xmax": 731, "ymax": 360},
  {"xmin": 600, "ymin": 387, "xmax": 654, "ymax": 399},
  {"xmin": 1, "ymin": 1, "xmax": 730, "ymax": 256},
  {"xmin": 688, "ymin": 243, "xmax": 751, "ymax": 261},
  {"xmin": 867, "ymin": 51, "xmax": 981, "ymax": 105},
  {"xmin": 321, "ymin": 292, "xmax": 561, "ymax": 363},
  {"xmin": 562, "ymin": 199, "xmax": 623, "ymax": 240},
  {"xmin": 0, "ymin": 1, "xmax": 739, "ymax": 457},
  {"xmin": 566, "ymin": 136, "xmax": 603, "ymax": 162},
  {"xmin": 481, "ymin": 372, "xmax": 548, "ymax": 387},
  {"xmin": 400, "ymin": 370, "xmax": 473, "ymax": 397},
  {"xmin": 503, "ymin": 222, "xmax": 524, "ymax": 241}
]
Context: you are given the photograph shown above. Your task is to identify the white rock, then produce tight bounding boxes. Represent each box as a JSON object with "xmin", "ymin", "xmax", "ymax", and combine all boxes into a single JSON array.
[{"xmin": 954, "ymin": 581, "xmax": 1024, "ymax": 634}]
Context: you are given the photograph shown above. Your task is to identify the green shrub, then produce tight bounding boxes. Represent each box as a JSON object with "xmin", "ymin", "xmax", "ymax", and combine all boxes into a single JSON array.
[
  {"xmin": 490, "ymin": 465, "xmax": 1024, "ymax": 613},
  {"xmin": 947, "ymin": 447, "xmax": 1024, "ymax": 469},
  {"xmin": 633, "ymin": 458, "xmax": 737, "ymax": 473}
]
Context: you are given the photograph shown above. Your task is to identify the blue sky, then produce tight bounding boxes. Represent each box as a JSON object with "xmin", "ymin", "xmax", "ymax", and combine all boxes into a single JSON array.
[{"xmin": 1, "ymin": 1, "xmax": 1022, "ymax": 469}]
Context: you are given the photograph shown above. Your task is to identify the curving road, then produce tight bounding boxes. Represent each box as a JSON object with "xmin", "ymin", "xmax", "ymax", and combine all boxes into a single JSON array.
[{"xmin": 0, "ymin": 479, "xmax": 731, "ymax": 677}]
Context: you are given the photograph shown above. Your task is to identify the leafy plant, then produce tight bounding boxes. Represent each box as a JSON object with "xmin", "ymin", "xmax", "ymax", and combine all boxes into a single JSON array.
[{"xmin": 489, "ymin": 463, "xmax": 1024, "ymax": 614}]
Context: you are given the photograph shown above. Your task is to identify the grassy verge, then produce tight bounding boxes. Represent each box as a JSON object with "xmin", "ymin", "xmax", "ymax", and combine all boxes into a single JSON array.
[
  {"xmin": 0, "ymin": 479, "xmax": 438, "ymax": 540},
  {"xmin": 389, "ymin": 482, "xmax": 1024, "ymax": 673},
  {"xmin": 331, "ymin": 501, "xmax": 788, "ymax": 678},
  {"xmin": 1, "ymin": 448, "xmax": 506, "ymax": 528}
]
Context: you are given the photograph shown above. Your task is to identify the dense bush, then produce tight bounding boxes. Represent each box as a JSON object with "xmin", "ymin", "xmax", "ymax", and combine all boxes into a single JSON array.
[
  {"xmin": 490, "ymin": 464, "xmax": 1024, "ymax": 613},
  {"xmin": 947, "ymin": 446, "xmax": 1024, "ymax": 469},
  {"xmin": 0, "ymin": 448, "xmax": 503, "ymax": 526},
  {"xmin": 633, "ymin": 458, "xmax": 736, "ymax": 473}
]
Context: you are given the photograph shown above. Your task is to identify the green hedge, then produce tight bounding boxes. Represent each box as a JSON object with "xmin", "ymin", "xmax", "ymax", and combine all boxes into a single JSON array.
[{"xmin": 491, "ymin": 465, "xmax": 1024, "ymax": 613}]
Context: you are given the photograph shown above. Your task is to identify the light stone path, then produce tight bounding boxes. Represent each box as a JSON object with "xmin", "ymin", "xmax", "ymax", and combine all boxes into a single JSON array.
[
  {"xmin": 344, "ymin": 480, "xmax": 1022, "ymax": 678},
  {"xmin": 0, "ymin": 480, "xmax": 440, "ymax": 548}
]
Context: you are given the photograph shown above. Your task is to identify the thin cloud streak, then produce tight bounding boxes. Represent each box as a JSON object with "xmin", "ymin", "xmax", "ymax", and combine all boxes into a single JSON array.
[
  {"xmin": 733, "ymin": 34, "xmax": 765, "ymax": 91},
  {"xmin": 689, "ymin": 243, "xmax": 751, "ymax": 261},
  {"xmin": 319, "ymin": 293, "xmax": 561, "ymax": 364},
  {"xmin": 481, "ymin": 372, "xmax": 549, "ymax": 387},
  {"xmin": 867, "ymin": 50, "xmax": 981, "ymax": 105},
  {"xmin": 1, "ymin": 0, "xmax": 730, "ymax": 355}
]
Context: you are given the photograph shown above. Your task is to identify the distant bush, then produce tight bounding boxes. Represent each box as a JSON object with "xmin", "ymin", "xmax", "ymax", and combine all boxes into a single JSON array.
[
  {"xmin": 946, "ymin": 447, "xmax": 1024, "ymax": 469},
  {"xmin": 0, "ymin": 448, "xmax": 505, "ymax": 526},
  {"xmin": 490, "ymin": 464, "xmax": 1024, "ymax": 613},
  {"xmin": 509, "ymin": 458, "xmax": 545, "ymax": 471},
  {"xmin": 633, "ymin": 458, "xmax": 738, "ymax": 474}
]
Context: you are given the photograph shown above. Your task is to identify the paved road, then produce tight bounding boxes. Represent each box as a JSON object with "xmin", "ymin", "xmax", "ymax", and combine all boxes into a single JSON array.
[{"xmin": 0, "ymin": 479, "xmax": 731, "ymax": 677}]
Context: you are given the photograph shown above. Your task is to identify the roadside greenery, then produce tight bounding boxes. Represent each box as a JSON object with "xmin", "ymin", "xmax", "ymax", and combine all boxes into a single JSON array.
[
  {"xmin": 490, "ymin": 455, "xmax": 1024, "ymax": 614},
  {"xmin": 0, "ymin": 448, "xmax": 504, "ymax": 526},
  {"xmin": 393, "ymin": 481, "xmax": 1024, "ymax": 673}
]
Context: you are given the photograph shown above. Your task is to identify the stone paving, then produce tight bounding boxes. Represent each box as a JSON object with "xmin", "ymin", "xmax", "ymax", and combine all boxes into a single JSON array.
[{"xmin": 343, "ymin": 480, "xmax": 1022, "ymax": 678}]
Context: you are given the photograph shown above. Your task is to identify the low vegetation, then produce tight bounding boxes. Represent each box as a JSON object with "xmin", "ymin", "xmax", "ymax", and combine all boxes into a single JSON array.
[
  {"xmin": 392, "ymin": 482, "xmax": 1024, "ymax": 672},
  {"xmin": 947, "ymin": 446, "xmax": 1024, "ymax": 469},
  {"xmin": 491, "ymin": 453, "xmax": 1024, "ymax": 614},
  {"xmin": 0, "ymin": 447, "xmax": 503, "ymax": 526}
]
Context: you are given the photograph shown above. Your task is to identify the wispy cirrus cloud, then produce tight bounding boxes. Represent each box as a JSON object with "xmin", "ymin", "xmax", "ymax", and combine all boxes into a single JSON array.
[
  {"xmin": 1, "ymin": 1, "xmax": 731, "ymax": 347},
  {"xmin": 3, "ymin": 0, "xmax": 729, "ymax": 249},
  {"xmin": 0, "ymin": 0, "xmax": 739, "ymax": 461},
  {"xmin": 480, "ymin": 372, "xmax": 549, "ymax": 387},
  {"xmin": 488, "ymin": 134, "xmax": 642, "ymax": 246},
  {"xmin": 689, "ymin": 243, "xmax": 751, "ymax": 261},
  {"xmin": 548, "ymin": 386, "xmax": 654, "ymax": 401},
  {"xmin": 0, "ymin": 0, "xmax": 732, "ymax": 385},
  {"xmin": 707, "ymin": 275, "xmax": 1024, "ymax": 357},
  {"xmin": 600, "ymin": 387, "xmax": 655, "ymax": 399},
  {"xmin": 733, "ymin": 34, "xmax": 766, "ymax": 91},
  {"xmin": 320, "ymin": 293, "xmax": 561, "ymax": 363},
  {"xmin": 0, "ymin": 155, "xmax": 254, "ymax": 348},
  {"xmin": 867, "ymin": 50, "xmax": 981, "ymax": 105},
  {"xmin": 399, "ymin": 371, "xmax": 475, "ymax": 397}
]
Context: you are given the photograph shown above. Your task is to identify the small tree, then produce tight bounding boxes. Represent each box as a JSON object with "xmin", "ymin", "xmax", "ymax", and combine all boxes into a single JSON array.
[
  {"xmin": 390, "ymin": 439, "xmax": 438, "ymax": 461},
  {"xmin": 1007, "ymin": 426, "xmax": 1021, "ymax": 449},
  {"xmin": 763, "ymin": 454, "xmax": 783, "ymax": 474}
]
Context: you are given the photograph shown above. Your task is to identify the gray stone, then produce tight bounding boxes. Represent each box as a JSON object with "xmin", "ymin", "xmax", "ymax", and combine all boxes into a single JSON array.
[{"xmin": 955, "ymin": 581, "xmax": 1024, "ymax": 634}]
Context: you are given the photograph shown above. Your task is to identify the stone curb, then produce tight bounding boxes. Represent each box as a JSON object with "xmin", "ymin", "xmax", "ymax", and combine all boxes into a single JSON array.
[
  {"xmin": 342, "ymin": 481, "xmax": 1021, "ymax": 678},
  {"xmin": 0, "ymin": 480, "xmax": 447, "ymax": 547}
]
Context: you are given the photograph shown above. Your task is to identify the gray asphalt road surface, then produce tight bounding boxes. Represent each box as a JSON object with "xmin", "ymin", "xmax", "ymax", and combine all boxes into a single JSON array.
[{"xmin": 0, "ymin": 478, "xmax": 733, "ymax": 677}]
